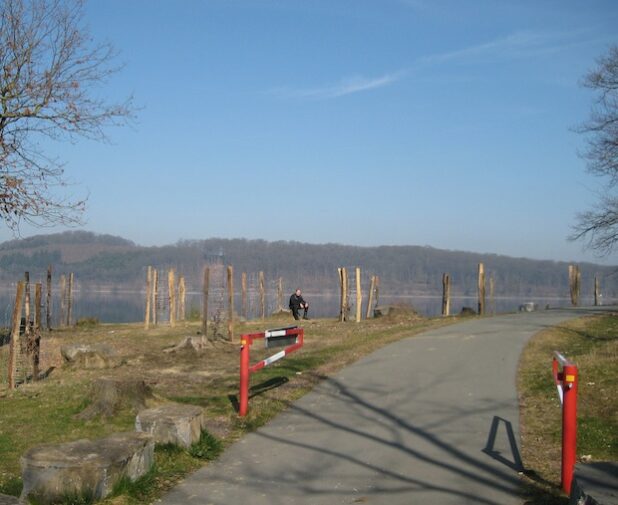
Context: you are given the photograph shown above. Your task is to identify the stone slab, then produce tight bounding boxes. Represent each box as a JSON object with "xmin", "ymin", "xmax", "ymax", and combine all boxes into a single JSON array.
[
  {"xmin": 21, "ymin": 432, "xmax": 154, "ymax": 504},
  {"xmin": 136, "ymin": 403, "xmax": 205, "ymax": 448},
  {"xmin": 570, "ymin": 462, "xmax": 618, "ymax": 505},
  {"xmin": 0, "ymin": 494, "xmax": 22, "ymax": 505}
]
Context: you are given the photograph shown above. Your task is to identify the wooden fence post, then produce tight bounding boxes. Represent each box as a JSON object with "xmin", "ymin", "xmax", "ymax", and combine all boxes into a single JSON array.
[
  {"xmin": 227, "ymin": 266, "xmax": 234, "ymax": 341},
  {"xmin": 202, "ymin": 267, "xmax": 210, "ymax": 339},
  {"xmin": 442, "ymin": 273, "xmax": 451, "ymax": 316},
  {"xmin": 178, "ymin": 275, "xmax": 186, "ymax": 321},
  {"xmin": 575, "ymin": 265, "xmax": 582, "ymax": 306},
  {"xmin": 46, "ymin": 265, "xmax": 52, "ymax": 330},
  {"xmin": 277, "ymin": 277, "xmax": 283, "ymax": 312},
  {"xmin": 259, "ymin": 271, "xmax": 265, "ymax": 320},
  {"xmin": 340, "ymin": 267, "xmax": 349, "ymax": 322},
  {"xmin": 59, "ymin": 274, "xmax": 66, "ymax": 328},
  {"xmin": 152, "ymin": 269, "xmax": 158, "ymax": 326},
  {"xmin": 8, "ymin": 281, "xmax": 25, "ymax": 389},
  {"xmin": 355, "ymin": 267, "xmax": 362, "ymax": 323},
  {"xmin": 33, "ymin": 283, "xmax": 42, "ymax": 381},
  {"xmin": 241, "ymin": 272, "xmax": 247, "ymax": 320},
  {"xmin": 168, "ymin": 269, "xmax": 176, "ymax": 327},
  {"xmin": 569, "ymin": 265, "xmax": 581, "ymax": 307},
  {"xmin": 67, "ymin": 273, "xmax": 74, "ymax": 327},
  {"xmin": 24, "ymin": 272, "xmax": 31, "ymax": 343},
  {"xmin": 144, "ymin": 266, "xmax": 152, "ymax": 330},
  {"xmin": 489, "ymin": 273, "xmax": 495, "ymax": 315},
  {"xmin": 594, "ymin": 276, "xmax": 600, "ymax": 306},
  {"xmin": 375, "ymin": 275, "xmax": 380, "ymax": 308},
  {"xmin": 338, "ymin": 268, "xmax": 344, "ymax": 322},
  {"xmin": 366, "ymin": 275, "xmax": 376, "ymax": 319},
  {"xmin": 477, "ymin": 263, "xmax": 485, "ymax": 316}
]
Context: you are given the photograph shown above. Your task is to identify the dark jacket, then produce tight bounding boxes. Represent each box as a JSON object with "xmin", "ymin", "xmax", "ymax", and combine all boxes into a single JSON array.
[{"xmin": 289, "ymin": 293, "xmax": 306, "ymax": 309}]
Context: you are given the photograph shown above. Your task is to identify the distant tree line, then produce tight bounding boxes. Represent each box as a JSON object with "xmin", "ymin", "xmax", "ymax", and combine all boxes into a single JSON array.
[{"xmin": 0, "ymin": 232, "xmax": 615, "ymax": 301}]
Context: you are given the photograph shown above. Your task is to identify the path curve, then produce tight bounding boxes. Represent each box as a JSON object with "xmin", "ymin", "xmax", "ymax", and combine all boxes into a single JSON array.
[{"xmin": 160, "ymin": 308, "xmax": 606, "ymax": 505}]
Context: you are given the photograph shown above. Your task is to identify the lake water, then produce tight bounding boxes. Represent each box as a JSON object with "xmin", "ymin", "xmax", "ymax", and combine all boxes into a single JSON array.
[{"xmin": 0, "ymin": 288, "xmax": 606, "ymax": 326}]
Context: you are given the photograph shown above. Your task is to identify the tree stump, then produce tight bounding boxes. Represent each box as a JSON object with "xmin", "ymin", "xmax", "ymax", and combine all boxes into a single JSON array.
[{"xmin": 76, "ymin": 377, "xmax": 155, "ymax": 420}]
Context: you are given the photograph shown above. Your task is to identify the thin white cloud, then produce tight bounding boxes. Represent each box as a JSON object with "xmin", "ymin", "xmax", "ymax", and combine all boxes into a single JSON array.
[
  {"xmin": 418, "ymin": 30, "xmax": 596, "ymax": 65},
  {"xmin": 273, "ymin": 72, "xmax": 402, "ymax": 100},
  {"xmin": 272, "ymin": 29, "xmax": 600, "ymax": 101}
]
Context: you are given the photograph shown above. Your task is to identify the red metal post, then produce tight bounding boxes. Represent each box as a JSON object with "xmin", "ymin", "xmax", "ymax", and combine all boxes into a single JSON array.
[
  {"xmin": 239, "ymin": 336, "xmax": 251, "ymax": 417},
  {"xmin": 561, "ymin": 363, "xmax": 578, "ymax": 495}
]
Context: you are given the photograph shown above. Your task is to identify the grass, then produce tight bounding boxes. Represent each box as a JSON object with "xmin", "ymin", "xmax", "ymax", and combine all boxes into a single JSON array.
[
  {"xmin": 0, "ymin": 308, "xmax": 453, "ymax": 503},
  {"xmin": 518, "ymin": 313, "xmax": 618, "ymax": 504}
]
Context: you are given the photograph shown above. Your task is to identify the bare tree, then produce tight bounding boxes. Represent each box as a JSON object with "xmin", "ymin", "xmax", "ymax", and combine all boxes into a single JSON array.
[
  {"xmin": 571, "ymin": 45, "xmax": 618, "ymax": 254},
  {"xmin": 0, "ymin": 0, "xmax": 133, "ymax": 231}
]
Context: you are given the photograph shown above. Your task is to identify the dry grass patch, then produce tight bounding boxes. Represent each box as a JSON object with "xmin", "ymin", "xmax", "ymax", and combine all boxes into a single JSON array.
[
  {"xmin": 0, "ymin": 310, "xmax": 454, "ymax": 503},
  {"xmin": 518, "ymin": 313, "xmax": 618, "ymax": 504}
]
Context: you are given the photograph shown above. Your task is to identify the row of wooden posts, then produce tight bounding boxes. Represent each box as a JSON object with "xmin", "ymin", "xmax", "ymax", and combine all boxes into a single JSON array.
[
  {"xmin": 142, "ymin": 262, "xmax": 603, "ymax": 339},
  {"xmin": 143, "ymin": 266, "xmax": 286, "ymax": 341},
  {"xmin": 441, "ymin": 262, "xmax": 601, "ymax": 317},
  {"xmin": 6, "ymin": 267, "xmax": 76, "ymax": 389},
  {"xmin": 337, "ymin": 267, "xmax": 380, "ymax": 322}
]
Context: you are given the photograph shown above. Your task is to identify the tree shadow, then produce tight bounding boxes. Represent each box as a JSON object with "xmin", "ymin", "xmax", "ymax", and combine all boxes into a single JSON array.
[{"xmin": 227, "ymin": 376, "xmax": 290, "ymax": 413}]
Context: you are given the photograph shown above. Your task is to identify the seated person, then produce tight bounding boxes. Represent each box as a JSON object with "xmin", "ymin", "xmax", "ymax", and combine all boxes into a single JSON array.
[{"xmin": 289, "ymin": 288, "xmax": 310, "ymax": 320}]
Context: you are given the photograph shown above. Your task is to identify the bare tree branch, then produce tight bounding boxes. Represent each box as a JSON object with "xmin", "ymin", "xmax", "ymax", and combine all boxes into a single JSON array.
[
  {"xmin": 571, "ymin": 45, "xmax": 618, "ymax": 254},
  {"xmin": 0, "ymin": 0, "xmax": 134, "ymax": 231}
]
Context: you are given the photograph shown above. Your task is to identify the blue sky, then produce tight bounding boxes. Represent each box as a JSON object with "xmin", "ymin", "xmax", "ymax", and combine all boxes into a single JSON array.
[{"xmin": 5, "ymin": 0, "xmax": 618, "ymax": 263}]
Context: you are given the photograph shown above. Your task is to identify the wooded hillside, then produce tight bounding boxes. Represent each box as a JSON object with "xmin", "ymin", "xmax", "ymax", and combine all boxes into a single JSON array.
[{"xmin": 0, "ymin": 231, "xmax": 615, "ymax": 299}]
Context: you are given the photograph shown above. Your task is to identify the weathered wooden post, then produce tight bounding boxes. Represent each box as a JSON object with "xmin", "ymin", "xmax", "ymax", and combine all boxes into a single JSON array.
[
  {"xmin": 259, "ymin": 271, "xmax": 265, "ymax": 320},
  {"xmin": 241, "ymin": 272, "xmax": 247, "ymax": 320},
  {"xmin": 277, "ymin": 277, "xmax": 283, "ymax": 312},
  {"xmin": 168, "ymin": 269, "xmax": 176, "ymax": 327},
  {"xmin": 227, "ymin": 266, "xmax": 234, "ymax": 341},
  {"xmin": 374, "ymin": 275, "xmax": 380, "ymax": 307},
  {"xmin": 46, "ymin": 265, "xmax": 52, "ymax": 330},
  {"xmin": 152, "ymin": 269, "xmax": 158, "ymax": 326},
  {"xmin": 355, "ymin": 267, "xmax": 362, "ymax": 323},
  {"xmin": 575, "ymin": 265, "xmax": 582, "ymax": 306},
  {"xmin": 144, "ymin": 266, "xmax": 152, "ymax": 330},
  {"xmin": 178, "ymin": 275, "xmax": 186, "ymax": 321},
  {"xmin": 594, "ymin": 276, "xmax": 600, "ymax": 306},
  {"xmin": 338, "ymin": 268, "xmax": 344, "ymax": 322},
  {"xmin": 477, "ymin": 263, "xmax": 485, "ymax": 316},
  {"xmin": 489, "ymin": 273, "xmax": 495, "ymax": 315},
  {"xmin": 202, "ymin": 267, "xmax": 210, "ymax": 339},
  {"xmin": 67, "ymin": 272, "xmax": 74, "ymax": 327},
  {"xmin": 24, "ymin": 272, "xmax": 31, "ymax": 343},
  {"xmin": 8, "ymin": 281, "xmax": 25, "ymax": 390},
  {"xmin": 340, "ymin": 267, "xmax": 349, "ymax": 322},
  {"xmin": 568, "ymin": 265, "xmax": 580, "ymax": 307},
  {"xmin": 59, "ymin": 274, "xmax": 66, "ymax": 328},
  {"xmin": 442, "ymin": 273, "xmax": 451, "ymax": 316},
  {"xmin": 366, "ymin": 275, "xmax": 376, "ymax": 319},
  {"xmin": 33, "ymin": 283, "xmax": 42, "ymax": 381}
]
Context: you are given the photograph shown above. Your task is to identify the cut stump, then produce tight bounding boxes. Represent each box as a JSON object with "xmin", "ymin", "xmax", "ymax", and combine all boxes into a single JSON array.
[
  {"xmin": 76, "ymin": 377, "xmax": 155, "ymax": 420},
  {"xmin": 136, "ymin": 403, "xmax": 205, "ymax": 448},
  {"xmin": 21, "ymin": 432, "xmax": 154, "ymax": 505}
]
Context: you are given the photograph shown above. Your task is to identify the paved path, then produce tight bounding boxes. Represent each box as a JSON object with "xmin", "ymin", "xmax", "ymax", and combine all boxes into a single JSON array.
[{"xmin": 160, "ymin": 309, "xmax": 606, "ymax": 505}]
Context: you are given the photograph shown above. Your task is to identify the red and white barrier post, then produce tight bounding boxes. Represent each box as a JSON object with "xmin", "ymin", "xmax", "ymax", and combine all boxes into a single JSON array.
[
  {"xmin": 552, "ymin": 351, "xmax": 578, "ymax": 495},
  {"xmin": 239, "ymin": 326, "xmax": 304, "ymax": 417}
]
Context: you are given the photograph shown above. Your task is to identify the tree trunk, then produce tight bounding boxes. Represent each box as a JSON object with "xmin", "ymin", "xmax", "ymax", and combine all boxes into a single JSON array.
[
  {"xmin": 168, "ymin": 269, "xmax": 176, "ymax": 327},
  {"xmin": 144, "ymin": 266, "xmax": 152, "ymax": 330},
  {"xmin": 442, "ymin": 273, "xmax": 451, "ymax": 316},
  {"xmin": 202, "ymin": 267, "xmax": 210, "ymax": 340},
  {"xmin": 227, "ymin": 266, "xmax": 234, "ymax": 341},
  {"xmin": 355, "ymin": 267, "xmax": 362, "ymax": 323},
  {"xmin": 477, "ymin": 263, "xmax": 485, "ymax": 316},
  {"xmin": 46, "ymin": 264, "xmax": 52, "ymax": 330},
  {"xmin": 8, "ymin": 281, "xmax": 25, "ymax": 389}
]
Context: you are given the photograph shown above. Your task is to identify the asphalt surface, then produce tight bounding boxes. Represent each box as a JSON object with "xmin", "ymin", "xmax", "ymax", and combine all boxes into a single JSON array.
[{"xmin": 160, "ymin": 308, "xmax": 608, "ymax": 505}]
